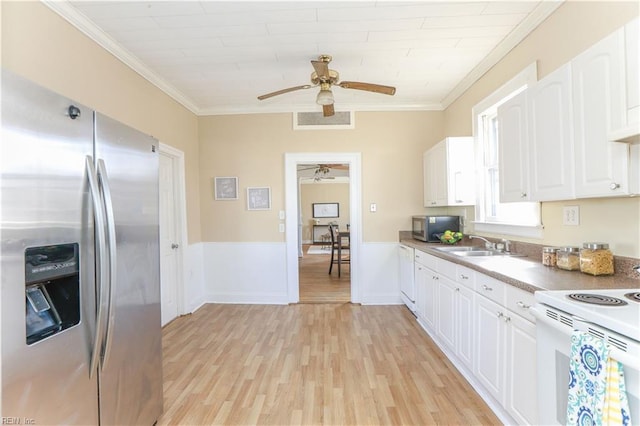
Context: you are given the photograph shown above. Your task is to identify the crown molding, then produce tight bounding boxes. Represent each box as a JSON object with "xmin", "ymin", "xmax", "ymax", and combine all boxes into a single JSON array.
[
  {"xmin": 42, "ymin": 0, "xmax": 201, "ymax": 115},
  {"xmin": 441, "ymin": 0, "xmax": 564, "ymax": 109}
]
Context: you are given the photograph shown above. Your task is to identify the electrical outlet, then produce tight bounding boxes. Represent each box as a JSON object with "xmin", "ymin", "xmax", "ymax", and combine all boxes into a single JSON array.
[
  {"xmin": 279, "ymin": 210, "xmax": 285, "ymax": 220},
  {"xmin": 278, "ymin": 223, "xmax": 285, "ymax": 233},
  {"xmin": 563, "ymin": 206, "xmax": 580, "ymax": 226}
]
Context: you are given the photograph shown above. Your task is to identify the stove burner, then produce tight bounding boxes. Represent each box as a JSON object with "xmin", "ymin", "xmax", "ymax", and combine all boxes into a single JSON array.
[
  {"xmin": 624, "ymin": 292, "xmax": 640, "ymax": 303},
  {"xmin": 567, "ymin": 293, "xmax": 628, "ymax": 306}
]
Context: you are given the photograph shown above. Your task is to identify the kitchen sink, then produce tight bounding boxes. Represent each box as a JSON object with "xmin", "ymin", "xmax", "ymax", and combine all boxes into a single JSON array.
[
  {"xmin": 434, "ymin": 246, "xmax": 482, "ymax": 252},
  {"xmin": 434, "ymin": 246, "xmax": 526, "ymax": 257},
  {"xmin": 449, "ymin": 250, "xmax": 504, "ymax": 256}
]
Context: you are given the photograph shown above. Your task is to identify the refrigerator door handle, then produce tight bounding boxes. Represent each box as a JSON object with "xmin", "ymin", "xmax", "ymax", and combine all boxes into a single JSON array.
[
  {"xmin": 86, "ymin": 156, "xmax": 109, "ymax": 379},
  {"xmin": 97, "ymin": 159, "xmax": 117, "ymax": 370}
]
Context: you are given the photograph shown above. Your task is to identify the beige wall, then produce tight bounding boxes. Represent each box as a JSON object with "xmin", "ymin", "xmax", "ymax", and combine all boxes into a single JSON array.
[
  {"xmin": 301, "ymin": 182, "xmax": 350, "ymax": 242},
  {"xmin": 4, "ymin": 1, "xmax": 638, "ymax": 257},
  {"xmin": 443, "ymin": 1, "xmax": 640, "ymax": 258},
  {"xmin": 1, "ymin": 1, "xmax": 202, "ymax": 243},
  {"xmin": 198, "ymin": 111, "xmax": 444, "ymax": 242}
]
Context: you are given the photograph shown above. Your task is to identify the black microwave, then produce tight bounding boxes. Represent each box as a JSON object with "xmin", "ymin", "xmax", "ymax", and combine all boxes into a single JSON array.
[{"xmin": 412, "ymin": 215, "xmax": 460, "ymax": 242}]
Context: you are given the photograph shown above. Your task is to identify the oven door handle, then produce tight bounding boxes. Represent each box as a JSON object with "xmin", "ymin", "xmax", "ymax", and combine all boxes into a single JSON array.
[{"xmin": 532, "ymin": 306, "xmax": 640, "ymax": 371}]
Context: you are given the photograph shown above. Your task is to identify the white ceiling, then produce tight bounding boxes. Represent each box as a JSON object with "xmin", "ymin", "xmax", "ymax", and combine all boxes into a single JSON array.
[{"xmin": 46, "ymin": 1, "xmax": 562, "ymax": 116}]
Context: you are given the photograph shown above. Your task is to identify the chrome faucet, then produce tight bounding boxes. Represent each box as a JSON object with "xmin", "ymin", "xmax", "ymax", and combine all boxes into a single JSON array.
[
  {"xmin": 469, "ymin": 235, "xmax": 495, "ymax": 249},
  {"xmin": 500, "ymin": 239, "xmax": 512, "ymax": 253}
]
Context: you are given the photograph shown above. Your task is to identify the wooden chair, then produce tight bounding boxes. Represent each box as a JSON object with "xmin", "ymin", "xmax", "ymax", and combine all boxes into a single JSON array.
[{"xmin": 328, "ymin": 223, "xmax": 350, "ymax": 276}]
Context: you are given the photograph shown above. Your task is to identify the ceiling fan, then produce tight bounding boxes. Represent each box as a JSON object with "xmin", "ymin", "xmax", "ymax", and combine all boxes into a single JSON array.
[
  {"xmin": 298, "ymin": 164, "xmax": 349, "ymax": 181},
  {"xmin": 257, "ymin": 55, "xmax": 396, "ymax": 117}
]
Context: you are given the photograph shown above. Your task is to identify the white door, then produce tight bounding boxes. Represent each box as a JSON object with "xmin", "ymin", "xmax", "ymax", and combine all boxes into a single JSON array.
[{"xmin": 159, "ymin": 152, "xmax": 179, "ymax": 325}]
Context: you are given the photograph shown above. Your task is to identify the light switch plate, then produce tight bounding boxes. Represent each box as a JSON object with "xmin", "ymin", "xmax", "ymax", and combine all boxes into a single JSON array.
[
  {"xmin": 563, "ymin": 206, "xmax": 580, "ymax": 226},
  {"xmin": 278, "ymin": 223, "xmax": 285, "ymax": 233},
  {"xmin": 370, "ymin": 203, "xmax": 377, "ymax": 212},
  {"xmin": 279, "ymin": 210, "xmax": 285, "ymax": 220}
]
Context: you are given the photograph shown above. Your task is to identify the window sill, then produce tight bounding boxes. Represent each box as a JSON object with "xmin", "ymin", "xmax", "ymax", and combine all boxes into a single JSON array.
[{"xmin": 471, "ymin": 221, "xmax": 544, "ymax": 239}]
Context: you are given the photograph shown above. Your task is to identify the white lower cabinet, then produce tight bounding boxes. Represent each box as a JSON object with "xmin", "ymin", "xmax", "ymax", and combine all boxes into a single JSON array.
[
  {"xmin": 436, "ymin": 276, "xmax": 457, "ymax": 351},
  {"xmin": 474, "ymin": 294, "xmax": 506, "ymax": 404},
  {"xmin": 505, "ymin": 310, "xmax": 538, "ymax": 425},
  {"xmin": 454, "ymin": 284, "xmax": 475, "ymax": 371},
  {"xmin": 414, "ymin": 253, "xmax": 437, "ymax": 332},
  {"xmin": 410, "ymin": 250, "xmax": 538, "ymax": 425}
]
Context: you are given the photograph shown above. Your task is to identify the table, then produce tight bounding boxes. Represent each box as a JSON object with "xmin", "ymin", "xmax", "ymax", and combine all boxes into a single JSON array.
[
  {"xmin": 312, "ymin": 225, "xmax": 330, "ymax": 244},
  {"xmin": 336, "ymin": 230, "xmax": 350, "ymax": 277}
]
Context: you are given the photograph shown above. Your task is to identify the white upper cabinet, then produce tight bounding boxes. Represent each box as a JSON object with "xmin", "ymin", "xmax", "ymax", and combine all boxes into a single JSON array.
[
  {"xmin": 423, "ymin": 142, "xmax": 447, "ymax": 206},
  {"xmin": 423, "ymin": 137, "xmax": 475, "ymax": 207},
  {"xmin": 527, "ymin": 63, "xmax": 575, "ymax": 201},
  {"xmin": 498, "ymin": 90, "xmax": 530, "ymax": 202},
  {"xmin": 572, "ymin": 27, "xmax": 631, "ymax": 197},
  {"xmin": 610, "ymin": 17, "xmax": 640, "ymax": 143},
  {"xmin": 625, "ymin": 18, "xmax": 640, "ymax": 128}
]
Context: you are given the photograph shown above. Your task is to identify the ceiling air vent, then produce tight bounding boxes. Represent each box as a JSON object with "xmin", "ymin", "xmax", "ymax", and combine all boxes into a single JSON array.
[{"xmin": 293, "ymin": 111, "xmax": 354, "ymax": 130}]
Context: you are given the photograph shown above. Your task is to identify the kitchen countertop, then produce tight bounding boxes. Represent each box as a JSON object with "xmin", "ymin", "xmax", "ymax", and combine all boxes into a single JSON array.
[{"xmin": 399, "ymin": 234, "xmax": 640, "ymax": 294}]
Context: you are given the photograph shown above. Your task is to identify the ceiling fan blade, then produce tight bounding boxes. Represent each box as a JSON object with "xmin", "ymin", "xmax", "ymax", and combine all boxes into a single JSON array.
[
  {"xmin": 257, "ymin": 85, "xmax": 312, "ymax": 100},
  {"xmin": 323, "ymin": 104, "xmax": 335, "ymax": 117},
  {"xmin": 311, "ymin": 60, "xmax": 330, "ymax": 80},
  {"xmin": 338, "ymin": 81, "xmax": 396, "ymax": 96}
]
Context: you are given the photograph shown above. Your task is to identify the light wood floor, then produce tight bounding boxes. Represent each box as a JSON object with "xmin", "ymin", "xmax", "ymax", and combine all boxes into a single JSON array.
[
  {"xmin": 299, "ymin": 244, "xmax": 350, "ymax": 303},
  {"xmin": 158, "ymin": 303, "xmax": 500, "ymax": 425}
]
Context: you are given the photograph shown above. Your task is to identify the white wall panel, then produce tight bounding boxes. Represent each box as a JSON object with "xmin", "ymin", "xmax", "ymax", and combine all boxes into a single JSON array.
[
  {"xmin": 202, "ymin": 242, "xmax": 289, "ymax": 304},
  {"xmin": 187, "ymin": 242, "xmax": 401, "ymax": 307},
  {"xmin": 184, "ymin": 243, "xmax": 206, "ymax": 313},
  {"xmin": 359, "ymin": 243, "xmax": 402, "ymax": 305}
]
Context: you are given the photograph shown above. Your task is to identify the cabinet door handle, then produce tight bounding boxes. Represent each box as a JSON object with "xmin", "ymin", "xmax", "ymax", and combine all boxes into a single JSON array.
[
  {"xmin": 516, "ymin": 301, "xmax": 530, "ymax": 309},
  {"xmin": 520, "ymin": 192, "xmax": 527, "ymax": 198},
  {"xmin": 460, "ymin": 274, "xmax": 469, "ymax": 280},
  {"xmin": 503, "ymin": 315, "xmax": 511, "ymax": 323},
  {"xmin": 482, "ymin": 285, "xmax": 493, "ymax": 291},
  {"xmin": 455, "ymin": 288, "xmax": 460, "ymax": 292},
  {"xmin": 610, "ymin": 182, "xmax": 620, "ymax": 190},
  {"xmin": 497, "ymin": 311, "xmax": 504, "ymax": 318}
]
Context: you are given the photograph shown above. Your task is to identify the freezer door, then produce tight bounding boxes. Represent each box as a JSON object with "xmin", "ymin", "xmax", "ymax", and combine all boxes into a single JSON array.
[
  {"xmin": 94, "ymin": 113, "xmax": 163, "ymax": 425},
  {"xmin": 1, "ymin": 71, "xmax": 99, "ymax": 424}
]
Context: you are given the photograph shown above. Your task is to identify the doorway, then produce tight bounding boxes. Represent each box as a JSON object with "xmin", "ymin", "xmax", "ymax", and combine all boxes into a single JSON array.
[
  {"xmin": 159, "ymin": 144, "xmax": 187, "ymax": 326},
  {"xmin": 297, "ymin": 165, "xmax": 351, "ymax": 302},
  {"xmin": 284, "ymin": 153, "xmax": 362, "ymax": 304}
]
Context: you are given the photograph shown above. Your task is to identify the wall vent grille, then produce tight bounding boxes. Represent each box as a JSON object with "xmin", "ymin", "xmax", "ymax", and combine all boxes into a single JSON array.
[{"xmin": 293, "ymin": 111, "xmax": 354, "ymax": 130}]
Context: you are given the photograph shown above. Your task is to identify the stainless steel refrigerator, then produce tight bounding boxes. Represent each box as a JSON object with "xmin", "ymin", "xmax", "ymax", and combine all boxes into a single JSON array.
[{"xmin": 1, "ymin": 70, "xmax": 163, "ymax": 425}]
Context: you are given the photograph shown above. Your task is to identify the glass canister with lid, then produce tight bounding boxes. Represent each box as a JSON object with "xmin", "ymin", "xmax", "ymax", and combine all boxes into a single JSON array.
[
  {"xmin": 579, "ymin": 242, "xmax": 614, "ymax": 276},
  {"xmin": 542, "ymin": 247, "xmax": 558, "ymax": 267},
  {"xmin": 556, "ymin": 246, "xmax": 580, "ymax": 271}
]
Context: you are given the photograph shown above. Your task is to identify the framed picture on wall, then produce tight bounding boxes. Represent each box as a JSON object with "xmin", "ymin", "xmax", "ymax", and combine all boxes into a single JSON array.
[
  {"xmin": 247, "ymin": 187, "xmax": 271, "ymax": 210},
  {"xmin": 214, "ymin": 176, "xmax": 238, "ymax": 200},
  {"xmin": 312, "ymin": 202, "xmax": 339, "ymax": 218}
]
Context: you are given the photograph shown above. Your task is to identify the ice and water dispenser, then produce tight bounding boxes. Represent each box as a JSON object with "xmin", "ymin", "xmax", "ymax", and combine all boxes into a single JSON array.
[{"xmin": 25, "ymin": 243, "xmax": 80, "ymax": 344}]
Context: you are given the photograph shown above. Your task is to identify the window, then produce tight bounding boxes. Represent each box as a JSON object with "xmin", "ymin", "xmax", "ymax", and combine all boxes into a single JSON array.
[{"xmin": 472, "ymin": 63, "xmax": 542, "ymax": 238}]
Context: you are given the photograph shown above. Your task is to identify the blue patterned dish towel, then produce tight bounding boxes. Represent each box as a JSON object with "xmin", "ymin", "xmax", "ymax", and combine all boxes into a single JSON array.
[{"xmin": 566, "ymin": 331, "xmax": 632, "ymax": 426}]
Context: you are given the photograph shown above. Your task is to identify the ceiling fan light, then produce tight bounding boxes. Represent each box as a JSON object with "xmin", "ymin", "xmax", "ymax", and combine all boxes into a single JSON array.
[{"xmin": 316, "ymin": 89, "xmax": 334, "ymax": 105}]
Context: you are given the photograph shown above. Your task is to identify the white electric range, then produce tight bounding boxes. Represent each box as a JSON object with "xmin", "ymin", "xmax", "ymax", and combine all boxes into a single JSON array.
[{"xmin": 531, "ymin": 288, "xmax": 640, "ymax": 425}]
